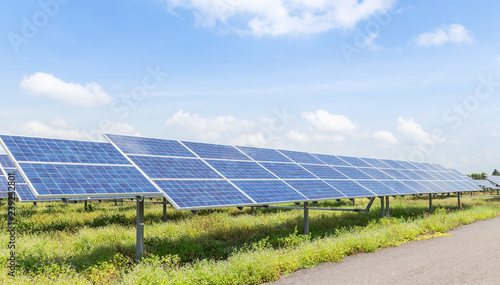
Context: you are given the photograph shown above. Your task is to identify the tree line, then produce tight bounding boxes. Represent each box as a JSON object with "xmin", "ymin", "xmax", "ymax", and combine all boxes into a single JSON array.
[{"xmin": 467, "ymin": 169, "xmax": 500, "ymax": 180}]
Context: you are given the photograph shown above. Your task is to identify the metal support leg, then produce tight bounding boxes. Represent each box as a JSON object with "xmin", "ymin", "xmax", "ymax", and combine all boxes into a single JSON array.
[
  {"xmin": 114, "ymin": 199, "xmax": 117, "ymax": 206},
  {"xmin": 457, "ymin": 192, "xmax": 461, "ymax": 208},
  {"xmin": 121, "ymin": 199, "xmax": 123, "ymax": 206},
  {"xmin": 84, "ymin": 200, "xmax": 87, "ymax": 211},
  {"xmin": 136, "ymin": 196, "xmax": 145, "ymax": 262},
  {"xmin": 162, "ymin": 197, "xmax": 167, "ymax": 223},
  {"xmin": 429, "ymin": 194, "xmax": 433, "ymax": 213},
  {"xmin": 350, "ymin": 198, "xmax": 355, "ymax": 205},
  {"xmin": 251, "ymin": 206, "xmax": 254, "ymax": 214},
  {"xmin": 304, "ymin": 202, "xmax": 309, "ymax": 235},
  {"xmin": 385, "ymin": 196, "xmax": 389, "ymax": 218},
  {"xmin": 380, "ymin": 197, "xmax": 385, "ymax": 218}
]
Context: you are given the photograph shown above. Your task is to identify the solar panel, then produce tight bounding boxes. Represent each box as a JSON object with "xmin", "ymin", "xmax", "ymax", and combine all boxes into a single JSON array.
[
  {"xmin": 129, "ymin": 155, "xmax": 222, "ymax": 179},
  {"xmin": 278, "ymin": 149, "xmax": 324, "ymax": 164},
  {"xmin": 358, "ymin": 168, "xmax": 395, "ymax": 180},
  {"xmin": 359, "ymin": 158, "xmax": 391, "ymax": 168},
  {"xmin": 300, "ymin": 164, "xmax": 349, "ymax": 179},
  {"xmin": 397, "ymin": 169, "xmax": 425, "ymax": 180},
  {"xmin": 381, "ymin": 181, "xmax": 418, "ymax": 194},
  {"xmin": 259, "ymin": 162, "xmax": 317, "ymax": 179},
  {"xmin": 236, "ymin": 146, "xmax": 292, "ymax": 162},
  {"xmin": 231, "ymin": 180, "xmax": 306, "ymax": 203},
  {"xmin": 430, "ymin": 181, "xmax": 455, "ymax": 193},
  {"xmin": 284, "ymin": 180, "xmax": 345, "ymax": 200},
  {"xmin": 413, "ymin": 170, "xmax": 438, "ymax": 180},
  {"xmin": 421, "ymin": 163, "xmax": 441, "ymax": 171},
  {"xmin": 379, "ymin": 159, "xmax": 407, "ymax": 169},
  {"xmin": 337, "ymin": 156, "xmax": 372, "ymax": 167},
  {"xmin": 332, "ymin": 166, "xmax": 373, "ymax": 179},
  {"xmin": 14, "ymin": 184, "xmax": 59, "ymax": 202},
  {"xmin": 105, "ymin": 134, "xmax": 195, "ymax": 157},
  {"xmin": 402, "ymin": 181, "xmax": 434, "ymax": 193},
  {"xmin": 409, "ymin": 162, "xmax": 432, "ymax": 171},
  {"xmin": 0, "ymin": 154, "xmax": 15, "ymax": 167},
  {"xmin": 206, "ymin": 160, "xmax": 276, "ymax": 179},
  {"xmin": 379, "ymin": 169, "xmax": 411, "ymax": 180},
  {"xmin": 311, "ymin": 153, "xmax": 351, "ymax": 166},
  {"xmin": 181, "ymin": 141, "xmax": 251, "ymax": 161},
  {"xmin": 356, "ymin": 180, "xmax": 399, "ymax": 195},
  {"xmin": 324, "ymin": 180, "xmax": 375, "ymax": 197},
  {"xmin": 394, "ymin": 160, "xmax": 419, "ymax": 170}
]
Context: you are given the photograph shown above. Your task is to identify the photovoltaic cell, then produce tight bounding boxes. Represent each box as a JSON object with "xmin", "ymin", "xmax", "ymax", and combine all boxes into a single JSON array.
[
  {"xmin": 0, "ymin": 135, "xmax": 130, "ymax": 165},
  {"xmin": 430, "ymin": 181, "xmax": 454, "ymax": 192},
  {"xmin": 421, "ymin": 163, "xmax": 441, "ymax": 171},
  {"xmin": 129, "ymin": 155, "xmax": 222, "ymax": 179},
  {"xmin": 337, "ymin": 156, "xmax": 371, "ymax": 167},
  {"xmin": 413, "ymin": 170, "xmax": 438, "ymax": 180},
  {"xmin": 105, "ymin": 134, "xmax": 195, "ymax": 157},
  {"xmin": 278, "ymin": 149, "xmax": 324, "ymax": 164},
  {"xmin": 359, "ymin": 158, "xmax": 391, "ymax": 168},
  {"xmin": 381, "ymin": 181, "xmax": 418, "ymax": 194},
  {"xmin": 181, "ymin": 141, "xmax": 251, "ymax": 161},
  {"xmin": 236, "ymin": 146, "xmax": 292, "ymax": 162},
  {"xmin": 324, "ymin": 180, "xmax": 375, "ymax": 197},
  {"xmin": 332, "ymin": 166, "xmax": 373, "ymax": 179},
  {"xmin": 432, "ymin": 164, "xmax": 449, "ymax": 172},
  {"xmin": 379, "ymin": 159, "xmax": 407, "ymax": 169},
  {"xmin": 284, "ymin": 180, "xmax": 345, "ymax": 200},
  {"xmin": 311, "ymin": 154, "xmax": 350, "ymax": 166},
  {"xmin": 0, "ymin": 154, "xmax": 15, "ymax": 168},
  {"xmin": 397, "ymin": 170, "xmax": 425, "ymax": 180},
  {"xmin": 153, "ymin": 180, "xmax": 254, "ymax": 209},
  {"xmin": 20, "ymin": 163, "xmax": 160, "ymax": 198},
  {"xmin": 356, "ymin": 180, "xmax": 399, "ymax": 195},
  {"xmin": 395, "ymin": 160, "xmax": 419, "ymax": 170},
  {"xmin": 379, "ymin": 169, "xmax": 411, "ymax": 180},
  {"xmin": 300, "ymin": 164, "xmax": 349, "ymax": 179},
  {"xmin": 2, "ymin": 168, "xmax": 26, "ymax": 184},
  {"xmin": 427, "ymin": 171, "xmax": 448, "ymax": 180},
  {"xmin": 419, "ymin": 181, "xmax": 443, "ymax": 192},
  {"xmin": 231, "ymin": 180, "xmax": 305, "ymax": 203},
  {"xmin": 401, "ymin": 181, "xmax": 433, "ymax": 193},
  {"xmin": 358, "ymin": 168, "xmax": 394, "ymax": 180},
  {"xmin": 410, "ymin": 162, "xmax": 432, "ymax": 171},
  {"xmin": 438, "ymin": 172, "xmax": 458, "ymax": 180},
  {"xmin": 15, "ymin": 184, "xmax": 58, "ymax": 202},
  {"xmin": 206, "ymin": 160, "xmax": 276, "ymax": 179},
  {"xmin": 260, "ymin": 162, "xmax": 316, "ymax": 179}
]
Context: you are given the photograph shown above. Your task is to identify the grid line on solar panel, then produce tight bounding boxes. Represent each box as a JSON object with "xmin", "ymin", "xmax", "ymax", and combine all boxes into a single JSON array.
[
  {"xmin": 129, "ymin": 155, "xmax": 222, "ymax": 179},
  {"xmin": 430, "ymin": 181, "xmax": 455, "ymax": 193},
  {"xmin": 358, "ymin": 168, "xmax": 395, "ymax": 180},
  {"xmin": 236, "ymin": 146, "xmax": 292, "ymax": 162},
  {"xmin": 277, "ymin": 149, "xmax": 324, "ymax": 164},
  {"xmin": 409, "ymin": 162, "xmax": 432, "ymax": 170},
  {"xmin": 3, "ymin": 168, "xmax": 27, "ymax": 184},
  {"xmin": 379, "ymin": 169, "xmax": 411, "ymax": 180},
  {"xmin": 104, "ymin": 134, "xmax": 196, "ymax": 157},
  {"xmin": 431, "ymin": 164, "xmax": 449, "ymax": 172},
  {"xmin": 427, "ymin": 171, "xmax": 448, "ymax": 180},
  {"xmin": 336, "ymin": 156, "xmax": 372, "ymax": 167},
  {"xmin": 394, "ymin": 160, "xmax": 419, "ymax": 170},
  {"xmin": 420, "ymin": 181, "xmax": 447, "ymax": 193},
  {"xmin": 231, "ymin": 180, "xmax": 307, "ymax": 203},
  {"xmin": 20, "ymin": 163, "xmax": 161, "ymax": 198},
  {"xmin": 153, "ymin": 180, "xmax": 255, "ymax": 209},
  {"xmin": 401, "ymin": 181, "xmax": 435, "ymax": 193},
  {"xmin": 259, "ymin": 162, "xmax": 317, "ymax": 179},
  {"xmin": 380, "ymin": 181, "xmax": 418, "ymax": 195},
  {"xmin": 356, "ymin": 180, "xmax": 399, "ymax": 195},
  {"xmin": 310, "ymin": 153, "xmax": 351, "ymax": 166},
  {"xmin": 15, "ymin": 184, "xmax": 59, "ymax": 202},
  {"xmin": 412, "ymin": 170, "xmax": 438, "ymax": 180},
  {"xmin": 0, "ymin": 135, "xmax": 131, "ymax": 165},
  {"xmin": 284, "ymin": 180, "xmax": 345, "ymax": 200},
  {"xmin": 299, "ymin": 164, "xmax": 349, "ymax": 179},
  {"xmin": 0, "ymin": 154, "xmax": 15, "ymax": 168},
  {"xmin": 324, "ymin": 180, "xmax": 376, "ymax": 197},
  {"xmin": 359, "ymin": 158, "xmax": 391, "ymax": 168},
  {"xmin": 397, "ymin": 169, "xmax": 426, "ymax": 180},
  {"xmin": 421, "ymin": 163, "xmax": 441, "ymax": 171},
  {"xmin": 181, "ymin": 141, "xmax": 252, "ymax": 161},
  {"xmin": 379, "ymin": 159, "xmax": 407, "ymax": 169},
  {"xmin": 332, "ymin": 166, "xmax": 374, "ymax": 179},
  {"xmin": 205, "ymin": 160, "xmax": 277, "ymax": 179}
]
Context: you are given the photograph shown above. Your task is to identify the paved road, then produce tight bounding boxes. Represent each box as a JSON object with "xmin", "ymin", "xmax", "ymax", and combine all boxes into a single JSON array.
[{"xmin": 271, "ymin": 217, "xmax": 500, "ymax": 285}]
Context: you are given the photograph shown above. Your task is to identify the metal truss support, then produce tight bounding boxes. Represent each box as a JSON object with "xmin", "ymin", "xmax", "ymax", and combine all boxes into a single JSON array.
[
  {"xmin": 380, "ymin": 197, "xmax": 385, "ymax": 218},
  {"xmin": 429, "ymin": 194, "xmax": 433, "ymax": 213},
  {"xmin": 385, "ymin": 196, "xmax": 390, "ymax": 218},
  {"xmin": 84, "ymin": 200, "xmax": 88, "ymax": 211},
  {"xmin": 162, "ymin": 197, "xmax": 167, "ymax": 222},
  {"xmin": 266, "ymin": 197, "xmax": 375, "ymax": 213},
  {"xmin": 457, "ymin": 192, "xmax": 461, "ymax": 208},
  {"xmin": 136, "ymin": 196, "xmax": 144, "ymax": 262},
  {"xmin": 304, "ymin": 201, "xmax": 309, "ymax": 235}
]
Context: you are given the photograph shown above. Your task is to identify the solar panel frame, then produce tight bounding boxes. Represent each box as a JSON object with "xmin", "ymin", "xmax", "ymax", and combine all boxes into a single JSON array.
[
  {"xmin": 278, "ymin": 149, "xmax": 325, "ymax": 164},
  {"xmin": 181, "ymin": 141, "xmax": 252, "ymax": 161},
  {"xmin": 236, "ymin": 146, "xmax": 292, "ymax": 163},
  {"xmin": 336, "ymin": 156, "xmax": 372, "ymax": 167},
  {"xmin": 311, "ymin": 153, "xmax": 351, "ymax": 166}
]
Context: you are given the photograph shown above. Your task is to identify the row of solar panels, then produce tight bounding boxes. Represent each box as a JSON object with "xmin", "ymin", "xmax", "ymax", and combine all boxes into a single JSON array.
[{"xmin": 0, "ymin": 134, "xmax": 481, "ymax": 210}]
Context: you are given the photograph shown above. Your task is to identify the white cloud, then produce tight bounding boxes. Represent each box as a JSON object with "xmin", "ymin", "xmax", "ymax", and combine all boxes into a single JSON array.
[
  {"xmin": 102, "ymin": 121, "xmax": 139, "ymax": 135},
  {"xmin": 414, "ymin": 23, "xmax": 473, "ymax": 47},
  {"xmin": 313, "ymin": 134, "xmax": 345, "ymax": 143},
  {"xmin": 165, "ymin": 110, "xmax": 256, "ymax": 139},
  {"xmin": 395, "ymin": 117, "xmax": 431, "ymax": 144},
  {"xmin": 19, "ymin": 72, "xmax": 113, "ymax": 106},
  {"xmin": 160, "ymin": 0, "xmax": 396, "ymax": 36},
  {"xmin": 232, "ymin": 132, "xmax": 266, "ymax": 147},
  {"xmin": 287, "ymin": 130, "xmax": 308, "ymax": 143},
  {"xmin": 302, "ymin": 110, "xmax": 357, "ymax": 132},
  {"xmin": 18, "ymin": 120, "xmax": 90, "ymax": 140},
  {"xmin": 363, "ymin": 33, "xmax": 380, "ymax": 50},
  {"xmin": 373, "ymin": 130, "xmax": 398, "ymax": 144}
]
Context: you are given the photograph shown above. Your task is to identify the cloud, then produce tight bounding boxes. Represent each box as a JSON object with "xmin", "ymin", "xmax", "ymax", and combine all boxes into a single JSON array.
[
  {"xmin": 232, "ymin": 132, "xmax": 266, "ymax": 147},
  {"xmin": 19, "ymin": 72, "xmax": 113, "ymax": 106},
  {"xmin": 287, "ymin": 130, "xmax": 308, "ymax": 143},
  {"xmin": 159, "ymin": 0, "xmax": 396, "ymax": 36},
  {"xmin": 373, "ymin": 130, "xmax": 398, "ymax": 144},
  {"xmin": 313, "ymin": 134, "xmax": 345, "ymax": 143},
  {"xmin": 395, "ymin": 117, "xmax": 431, "ymax": 144},
  {"xmin": 302, "ymin": 110, "xmax": 357, "ymax": 132},
  {"xmin": 165, "ymin": 110, "xmax": 256, "ymax": 139},
  {"xmin": 363, "ymin": 33, "xmax": 380, "ymax": 50},
  {"xmin": 413, "ymin": 23, "xmax": 473, "ymax": 47},
  {"xmin": 17, "ymin": 120, "xmax": 90, "ymax": 140},
  {"xmin": 497, "ymin": 56, "xmax": 500, "ymax": 63}
]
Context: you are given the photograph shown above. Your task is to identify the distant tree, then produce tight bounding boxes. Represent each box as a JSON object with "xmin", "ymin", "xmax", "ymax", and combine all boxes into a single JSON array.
[
  {"xmin": 493, "ymin": 169, "xmax": 500, "ymax": 176},
  {"xmin": 468, "ymin": 173, "xmax": 487, "ymax": 180},
  {"xmin": 481, "ymin": 172, "xmax": 488, "ymax": 179}
]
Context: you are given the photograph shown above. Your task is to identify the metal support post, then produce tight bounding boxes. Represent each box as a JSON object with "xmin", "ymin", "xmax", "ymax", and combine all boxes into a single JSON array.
[
  {"xmin": 84, "ymin": 200, "xmax": 88, "ymax": 211},
  {"xmin": 457, "ymin": 192, "xmax": 461, "ymax": 208},
  {"xmin": 429, "ymin": 194, "xmax": 433, "ymax": 213},
  {"xmin": 121, "ymin": 199, "xmax": 123, "ymax": 206},
  {"xmin": 114, "ymin": 199, "xmax": 117, "ymax": 206},
  {"xmin": 251, "ymin": 206, "xmax": 254, "ymax": 214},
  {"xmin": 304, "ymin": 201, "xmax": 309, "ymax": 235},
  {"xmin": 162, "ymin": 197, "xmax": 167, "ymax": 222},
  {"xmin": 136, "ymin": 196, "xmax": 145, "ymax": 262},
  {"xmin": 380, "ymin": 197, "xmax": 385, "ymax": 218},
  {"xmin": 385, "ymin": 196, "xmax": 390, "ymax": 218},
  {"xmin": 350, "ymin": 198, "xmax": 355, "ymax": 205}
]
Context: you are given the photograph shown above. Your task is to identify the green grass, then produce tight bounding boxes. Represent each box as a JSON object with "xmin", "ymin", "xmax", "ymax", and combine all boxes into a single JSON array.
[{"xmin": 1, "ymin": 195, "xmax": 500, "ymax": 284}]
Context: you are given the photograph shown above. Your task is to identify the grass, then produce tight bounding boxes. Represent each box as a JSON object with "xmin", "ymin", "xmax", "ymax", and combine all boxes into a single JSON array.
[{"xmin": 0, "ymin": 194, "xmax": 499, "ymax": 284}]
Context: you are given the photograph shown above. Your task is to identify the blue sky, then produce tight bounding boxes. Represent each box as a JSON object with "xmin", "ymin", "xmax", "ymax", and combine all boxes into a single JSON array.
[{"xmin": 1, "ymin": 0, "xmax": 499, "ymax": 174}]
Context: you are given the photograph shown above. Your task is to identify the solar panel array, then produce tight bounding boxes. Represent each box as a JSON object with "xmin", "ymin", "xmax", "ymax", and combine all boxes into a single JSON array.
[
  {"xmin": 105, "ymin": 134, "xmax": 480, "ymax": 210},
  {"xmin": 0, "ymin": 136, "xmax": 162, "ymax": 199},
  {"xmin": 485, "ymin": 176, "xmax": 500, "ymax": 188},
  {"xmin": 477, "ymin": 179, "xmax": 499, "ymax": 190}
]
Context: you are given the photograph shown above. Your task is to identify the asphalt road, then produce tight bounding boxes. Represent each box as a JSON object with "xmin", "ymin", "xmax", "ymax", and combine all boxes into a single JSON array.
[{"xmin": 270, "ymin": 216, "xmax": 500, "ymax": 285}]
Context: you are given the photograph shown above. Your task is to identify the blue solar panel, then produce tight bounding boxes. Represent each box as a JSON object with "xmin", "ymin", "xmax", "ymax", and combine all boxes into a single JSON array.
[
  {"xmin": 236, "ymin": 146, "xmax": 292, "ymax": 162},
  {"xmin": 284, "ymin": 180, "xmax": 345, "ymax": 200},
  {"xmin": 379, "ymin": 169, "xmax": 411, "ymax": 180},
  {"xmin": 311, "ymin": 154, "xmax": 351, "ymax": 166},
  {"xmin": 379, "ymin": 159, "xmax": 407, "ymax": 169},
  {"xmin": 402, "ymin": 181, "xmax": 434, "ymax": 193},
  {"xmin": 0, "ymin": 154, "xmax": 15, "ymax": 167},
  {"xmin": 129, "ymin": 155, "xmax": 221, "ymax": 179},
  {"xmin": 206, "ymin": 160, "xmax": 276, "ymax": 179},
  {"xmin": 421, "ymin": 163, "xmax": 441, "ymax": 171},
  {"xmin": 324, "ymin": 180, "xmax": 375, "ymax": 197},
  {"xmin": 337, "ymin": 156, "xmax": 372, "ymax": 167},
  {"xmin": 358, "ymin": 168, "xmax": 394, "ymax": 180},
  {"xmin": 438, "ymin": 172, "xmax": 457, "ymax": 180},
  {"xmin": 409, "ymin": 162, "xmax": 432, "ymax": 170},
  {"xmin": 418, "ymin": 181, "xmax": 442, "ymax": 192},
  {"xmin": 332, "ymin": 166, "xmax": 373, "ymax": 179},
  {"xmin": 413, "ymin": 170, "xmax": 438, "ymax": 180},
  {"xmin": 260, "ymin": 162, "xmax": 316, "ymax": 179},
  {"xmin": 232, "ymin": 180, "xmax": 306, "ymax": 203},
  {"xmin": 182, "ymin": 141, "xmax": 251, "ymax": 161},
  {"xmin": 15, "ymin": 184, "xmax": 58, "ymax": 202},
  {"xmin": 300, "ymin": 164, "xmax": 349, "ymax": 179},
  {"xmin": 428, "ymin": 171, "xmax": 448, "ymax": 180},
  {"xmin": 154, "ymin": 180, "xmax": 254, "ymax": 209},
  {"xmin": 359, "ymin": 158, "xmax": 391, "ymax": 168},
  {"xmin": 105, "ymin": 134, "xmax": 195, "ymax": 157},
  {"xmin": 2, "ymin": 168, "xmax": 26, "ymax": 184},
  {"xmin": 394, "ymin": 160, "xmax": 419, "ymax": 170},
  {"xmin": 278, "ymin": 150, "xmax": 324, "ymax": 164},
  {"xmin": 0, "ymin": 135, "xmax": 130, "ymax": 165},
  {"xmin": 398, "ymin": 170, "xmax": 425, "ymax": 180},
  {"xmin": 20, "ymin": 163, "xmax": 161, "ymax": 198},
  {"xmin": 381, "ymin": 181, "xmax": 418, "ymax": 194},
  {"xmin": 430, "ymin": 181, "xmax": 454, "ymax": 193},
  {"xmin": 431, "ymin": 163, "xmax": 449, "ymax": 171},
  {"xmin": 356, "ymin": 180, "xmax": 399, "ymax": 195}
]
